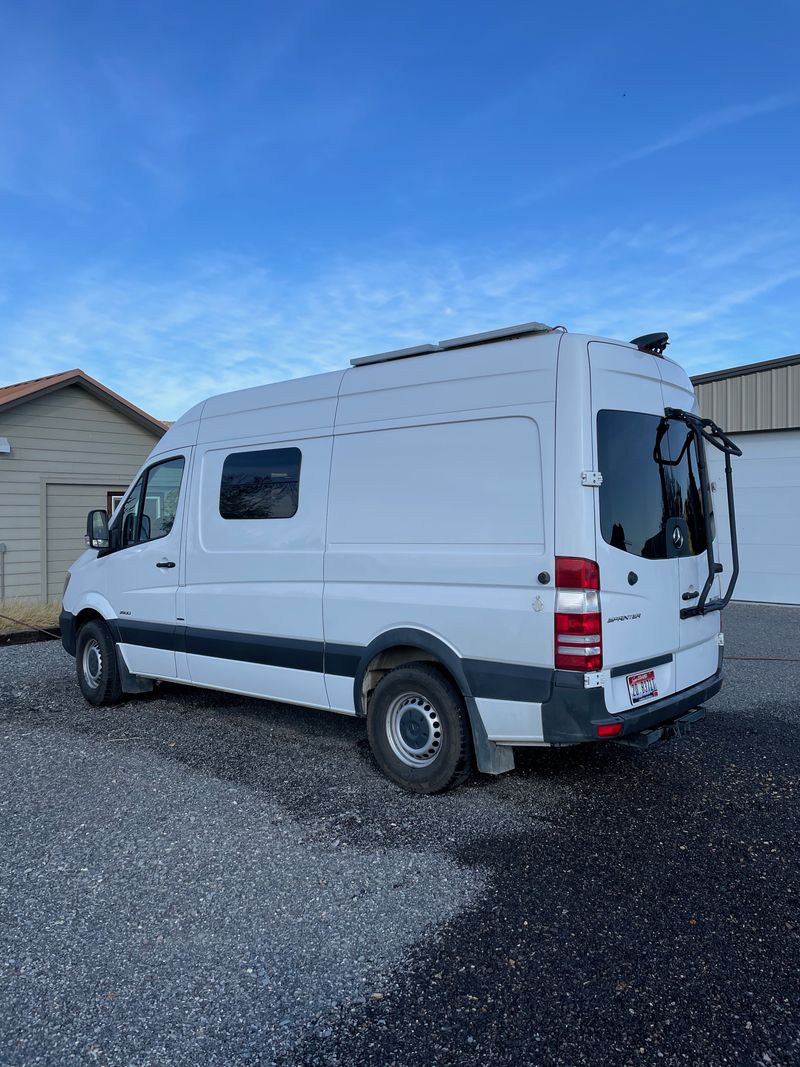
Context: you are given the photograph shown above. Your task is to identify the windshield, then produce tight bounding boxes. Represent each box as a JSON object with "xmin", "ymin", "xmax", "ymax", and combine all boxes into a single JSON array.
[{"xmin": 597, "ymin": 409, "xmax": 709, "ymax": 559}]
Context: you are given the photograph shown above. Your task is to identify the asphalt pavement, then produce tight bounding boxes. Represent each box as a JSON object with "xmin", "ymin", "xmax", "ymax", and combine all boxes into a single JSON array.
[{"xmin": 0, "ymin": 602, "xmax": 798, "ymax": 1066}]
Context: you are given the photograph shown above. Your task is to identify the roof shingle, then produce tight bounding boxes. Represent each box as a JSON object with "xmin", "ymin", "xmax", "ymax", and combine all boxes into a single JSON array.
[{"xmin": 0, "ymin": 368, "xmax": 168, "ymax": 435}]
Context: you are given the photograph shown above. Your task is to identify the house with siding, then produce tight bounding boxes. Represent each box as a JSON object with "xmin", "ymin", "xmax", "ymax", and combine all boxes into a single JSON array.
[{"xmin": 0, "ymin": 369, "xmax": 166, "ymax": 603}]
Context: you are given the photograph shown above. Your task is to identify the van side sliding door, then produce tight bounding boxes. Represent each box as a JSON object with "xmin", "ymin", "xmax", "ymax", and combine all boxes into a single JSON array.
[{"xmin": 183, "ymin": 436, "xmax": 331, "ymax": 709}]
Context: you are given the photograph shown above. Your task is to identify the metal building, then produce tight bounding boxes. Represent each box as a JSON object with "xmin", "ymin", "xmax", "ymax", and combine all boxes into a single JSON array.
[{"xmin": 692, "ymin": 353, "xmax": 800, "ymax": 605}]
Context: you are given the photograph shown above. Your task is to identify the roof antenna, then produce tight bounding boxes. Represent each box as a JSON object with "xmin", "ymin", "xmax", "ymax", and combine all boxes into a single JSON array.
[{"xmin": 630, "ymin": 332, "xmax": 669, "ymax": 357}]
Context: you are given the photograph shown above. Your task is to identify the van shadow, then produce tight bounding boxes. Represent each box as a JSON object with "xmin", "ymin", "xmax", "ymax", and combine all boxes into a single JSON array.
[{"xmin": 281, "ymin": 707, "xmax": 800, "ymax": 1067}]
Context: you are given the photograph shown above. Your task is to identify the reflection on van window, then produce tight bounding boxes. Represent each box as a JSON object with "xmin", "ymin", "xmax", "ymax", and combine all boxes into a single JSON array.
[
  {"xmin": 219, "ymin": 448, "xmax": 301, "ymax": 520},
  {"xmin": 119, "ymin": 475, "xmax": 144, "ymax": 548},
  {"xmin": 141, "ymin": 457, "xmax": 185, "ymax": 542},
  {"xmin": 597, "ymin": 410, "xmax": 708, "ymax": 559}
]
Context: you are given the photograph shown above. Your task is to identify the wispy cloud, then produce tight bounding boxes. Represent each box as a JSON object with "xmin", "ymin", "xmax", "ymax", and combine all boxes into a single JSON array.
[
  {"xmin": 511, "ymin": 93, "xmax": 799, "ymax": 208},
  {"xmin": 618, "ymin": 93, "xmax": 798, "ymax": 166},
  {"xmin": 0, "ymin": 4, "xmax": 364, "ymax": 211},
  {"xmin": 1, "ymin": 206, "xmax": 799, "ymax": 417}
]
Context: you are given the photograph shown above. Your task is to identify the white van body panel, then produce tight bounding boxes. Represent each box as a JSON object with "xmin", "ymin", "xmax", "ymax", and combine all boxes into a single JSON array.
[
  {"xmin": 324, "ymin": 332, "xmax": 559, "ymax": 740},
  {"xmin": 62, "ymin": 327, "xmax": 728, "ymax": 761}
]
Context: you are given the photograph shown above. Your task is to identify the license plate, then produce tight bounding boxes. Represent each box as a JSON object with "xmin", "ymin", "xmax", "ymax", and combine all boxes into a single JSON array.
[{"xmin": 627, "ymin": 669, "xmax": 658, "ymax": 704}]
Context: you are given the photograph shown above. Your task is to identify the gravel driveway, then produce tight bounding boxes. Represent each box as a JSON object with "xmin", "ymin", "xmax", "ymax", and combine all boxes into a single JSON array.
[{"xmin": 1, "ymin": 603, "xmax": 798, "ymax": 1066}]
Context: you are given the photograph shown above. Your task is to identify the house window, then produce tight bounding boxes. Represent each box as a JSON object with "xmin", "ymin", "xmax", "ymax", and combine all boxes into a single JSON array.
[{"xmin": 107, "ymin": 491, "xmax": 126, "ymax": 516}]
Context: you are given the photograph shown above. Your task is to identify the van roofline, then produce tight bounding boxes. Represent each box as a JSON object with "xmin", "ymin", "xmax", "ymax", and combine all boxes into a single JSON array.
[{"xmin": 162, "ymin": 327, "xmax": 687, "ymax": 437}]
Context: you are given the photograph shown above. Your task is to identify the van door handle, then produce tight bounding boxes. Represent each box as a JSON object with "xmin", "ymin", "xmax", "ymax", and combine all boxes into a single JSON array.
[
  {"xmin": 682, "ymin": 588, "xmax": 699, "ymax": 601},
  {"xmin": 156, "ymin": 560, "xmax": 176, "ymax": 569}
]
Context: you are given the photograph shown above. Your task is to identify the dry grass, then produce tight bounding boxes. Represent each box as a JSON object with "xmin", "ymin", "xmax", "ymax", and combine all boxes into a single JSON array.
[{"xmin": 0, "ymin": 599, "xmax": 62, "ymax": 635}]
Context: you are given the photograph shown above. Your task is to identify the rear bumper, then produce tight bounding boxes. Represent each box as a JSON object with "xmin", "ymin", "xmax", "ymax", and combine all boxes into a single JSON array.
[
  {"xmin": 60, "ymin": 610, "xmax": 77, "ymax": 657},
  {"xmin": 541, "ymin": 653, "xmax": 723, "ymax": 744}
]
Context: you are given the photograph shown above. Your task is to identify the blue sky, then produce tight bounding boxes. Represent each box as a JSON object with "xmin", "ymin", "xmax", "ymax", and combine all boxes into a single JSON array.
[{"xmin": 1, "ymin": 0, "xmax": 798, "ymax": 419}]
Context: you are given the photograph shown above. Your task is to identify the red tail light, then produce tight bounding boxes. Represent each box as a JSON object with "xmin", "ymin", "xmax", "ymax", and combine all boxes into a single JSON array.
[
  {"xmin": 554, "ymin": 556, "xmax": 602, "ymax": 671},
  {"xmin": 555, "ymin": 557, "xmax": 599, "ymax": 590},
  {"xmin": 597, "ymin": 722, "xmax": 622, "ymax": 738}
]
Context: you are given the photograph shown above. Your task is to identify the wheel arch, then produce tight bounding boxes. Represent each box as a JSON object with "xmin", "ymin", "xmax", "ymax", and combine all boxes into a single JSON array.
[
  {"xmin": 352, "ymin": 628, "xmax": 472, "ymax": 719},
  {"xmin": 351, "ymin": 627, "xmax": 514, "ymax": 777},
  {"xmin": 71, "ymin": 592, "xmax": 117, "ymax": 632},
  {"xmin": 74, "ymin": 606, "xmax": 108, "ymax": 633}
]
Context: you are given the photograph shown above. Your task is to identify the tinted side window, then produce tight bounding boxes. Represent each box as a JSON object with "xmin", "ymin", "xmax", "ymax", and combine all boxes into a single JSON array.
[
  {"xmin": 219, "ymin": 448, "xmax": 301, "ymax": 520},
  {"xmin": 597, "ymin": 410, "xmax": 707, "ymax": 559},
  {"xmin": 140, "ymin": 457, "xmax": 185, "ymax": 542}
]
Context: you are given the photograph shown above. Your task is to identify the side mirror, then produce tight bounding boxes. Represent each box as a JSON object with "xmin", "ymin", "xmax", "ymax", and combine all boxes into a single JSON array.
[{"xmin": 86, "ymin": 509, "xmax": 110, "ymax": 550}]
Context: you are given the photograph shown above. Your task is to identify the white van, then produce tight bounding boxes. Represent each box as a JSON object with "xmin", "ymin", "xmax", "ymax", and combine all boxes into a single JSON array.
[{"xmin": 61, "ymin": 323, "xmax": 741, "ymax": 793}]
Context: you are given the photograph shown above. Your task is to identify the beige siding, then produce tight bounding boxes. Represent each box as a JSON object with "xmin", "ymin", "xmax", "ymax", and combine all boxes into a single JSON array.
[
  {"xmin": 45, "ymin": 484, "xmax": 122, "ymax": 601},
  {"xmin": 0, "ymin": 385, "xmax": 161, "ymax": 602},
  {"xmin": 695, "ymin": 363, "xmax": 800, "ymax": 433}
]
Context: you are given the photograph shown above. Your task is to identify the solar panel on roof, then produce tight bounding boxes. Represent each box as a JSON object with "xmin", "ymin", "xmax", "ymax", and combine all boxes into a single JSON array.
[
  {"xmin": 437, "ymin": 322, "xmax": 553, "ymax": 350},
  {"xmin": 349, "ymin": 343, "xmax": 440, "ymax": 368},
  {"xmin": 350, "ymin": 321, "xmax": 554, "ymax": 367}
]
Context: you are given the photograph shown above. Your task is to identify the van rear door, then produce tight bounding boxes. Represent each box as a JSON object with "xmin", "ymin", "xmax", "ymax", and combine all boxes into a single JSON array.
[
  {"xmin": 655, "ymin": 359, "xmax": 722, "ymax": 692},
  {"xmin": 589, "ymin": 342, "xmax": 682, "ymax": 713}
]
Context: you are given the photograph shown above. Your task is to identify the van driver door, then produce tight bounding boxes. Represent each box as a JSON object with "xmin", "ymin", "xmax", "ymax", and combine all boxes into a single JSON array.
[{"xmin": 100, "ymin": 453, "xmax": 189, "ymax": 679}]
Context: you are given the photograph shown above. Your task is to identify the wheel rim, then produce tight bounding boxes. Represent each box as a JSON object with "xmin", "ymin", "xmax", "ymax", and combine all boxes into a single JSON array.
[
  {"xmin": 82, "ymin": 638, "xmax": 103, "ymax": 689},
  {"xmin": 385, "ymin": 692, "xmax": 443, "ymax": 767}
]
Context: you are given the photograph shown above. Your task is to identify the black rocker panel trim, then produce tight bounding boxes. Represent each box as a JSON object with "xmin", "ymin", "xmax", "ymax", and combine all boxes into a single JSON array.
[
  {"xmin": 88, "ymin": 617, "xmax": 555, "ymax": 706},
  {"xmin": 324, "ymin": 643, "xmax": 363, "ymax": 679},
  {"xmin": 111, "ymin": 619, "xmax": 182, "ymax": 651},
  {"xmin": 183, "ymin": 628, "xmax": 324, "ymax": 672},
  {"xmin": 462, "ymin": 658, "xmax": 553, "ymax": 702}
]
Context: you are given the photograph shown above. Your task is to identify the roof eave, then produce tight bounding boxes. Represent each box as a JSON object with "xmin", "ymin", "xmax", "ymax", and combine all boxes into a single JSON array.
[
  {"xmin": 0, "ymin": 373, "xmax": 167, "ymax": 436},
  {"xmin": 691, "ymin": 352, "xmax": 800, "ymax": 386}
]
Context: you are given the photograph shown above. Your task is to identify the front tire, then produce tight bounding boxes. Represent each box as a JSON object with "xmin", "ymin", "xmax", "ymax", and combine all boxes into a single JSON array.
[
  {"xmin": 366, "ymin": 663, "xmax": 473, "ymax": 793},
  {"xmin": 76, "ymin": 619, "xmax": 124, "ymax": 706}
]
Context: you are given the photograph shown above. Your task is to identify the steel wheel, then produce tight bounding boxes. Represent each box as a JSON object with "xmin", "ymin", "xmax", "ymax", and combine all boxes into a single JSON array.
[
  {"xmin": 385, "ymin": 691, "xmax": 443, "ymax": 766},
  {"xmin": 81, "ymin": 637, "xmax": 103, "ymax": 690},
  {"xmin": 75, "ymin": 619, "xmax": 124, "ymax": 706},
  {"xmin": 367, "ymin": 664, "xmax": 473, "ymax": 793}
]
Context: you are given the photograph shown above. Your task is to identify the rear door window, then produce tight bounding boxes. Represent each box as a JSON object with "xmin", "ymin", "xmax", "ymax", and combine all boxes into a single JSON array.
[{"xmin": 597, "ymin": 410, "xmax": 707, "ymax": 559}]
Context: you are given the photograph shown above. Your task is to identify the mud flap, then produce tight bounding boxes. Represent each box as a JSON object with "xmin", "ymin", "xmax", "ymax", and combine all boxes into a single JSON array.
[
  {"xmin": 465, "ymin": 696, "xmax": 515, "ymax": 774},
  {"xmin": 115, "ymin": 645, "xmax": 155, "ymax": 695}
]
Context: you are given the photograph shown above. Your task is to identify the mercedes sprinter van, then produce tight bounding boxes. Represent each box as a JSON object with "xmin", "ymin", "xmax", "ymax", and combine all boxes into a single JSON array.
[{"xmin": 61, "ymin": 323, "xmax": 741, "ymax": 792}]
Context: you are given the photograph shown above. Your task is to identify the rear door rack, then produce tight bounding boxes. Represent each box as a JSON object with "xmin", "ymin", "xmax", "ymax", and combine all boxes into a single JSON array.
[{"xmin": 658, "ymin": 408, "xmax": 742, "ymax": 618}]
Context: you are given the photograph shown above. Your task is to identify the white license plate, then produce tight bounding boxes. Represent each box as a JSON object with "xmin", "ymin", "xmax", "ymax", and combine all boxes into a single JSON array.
[{"xmin": 627, "ymin": 669, "xmax": 658, "ymax": 704}]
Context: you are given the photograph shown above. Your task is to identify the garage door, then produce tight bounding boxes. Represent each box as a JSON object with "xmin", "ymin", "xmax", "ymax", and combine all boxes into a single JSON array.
[
  {"xmin": 45, "ymin": 483, "xmax": 126, "ymax": 602},
  {"xmin": 710, "ymin": 430, "xmax": 800, "ymax": 605}
]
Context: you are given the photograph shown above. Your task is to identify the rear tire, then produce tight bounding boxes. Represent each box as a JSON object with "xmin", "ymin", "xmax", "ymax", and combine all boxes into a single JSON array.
[
  {"xmin": 76, "ymin": 619, "xmax": 124, "ymax": 706},
  {"xmin": 366, "ymin": 663, "xmax": 473, "ymax": 793}
]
